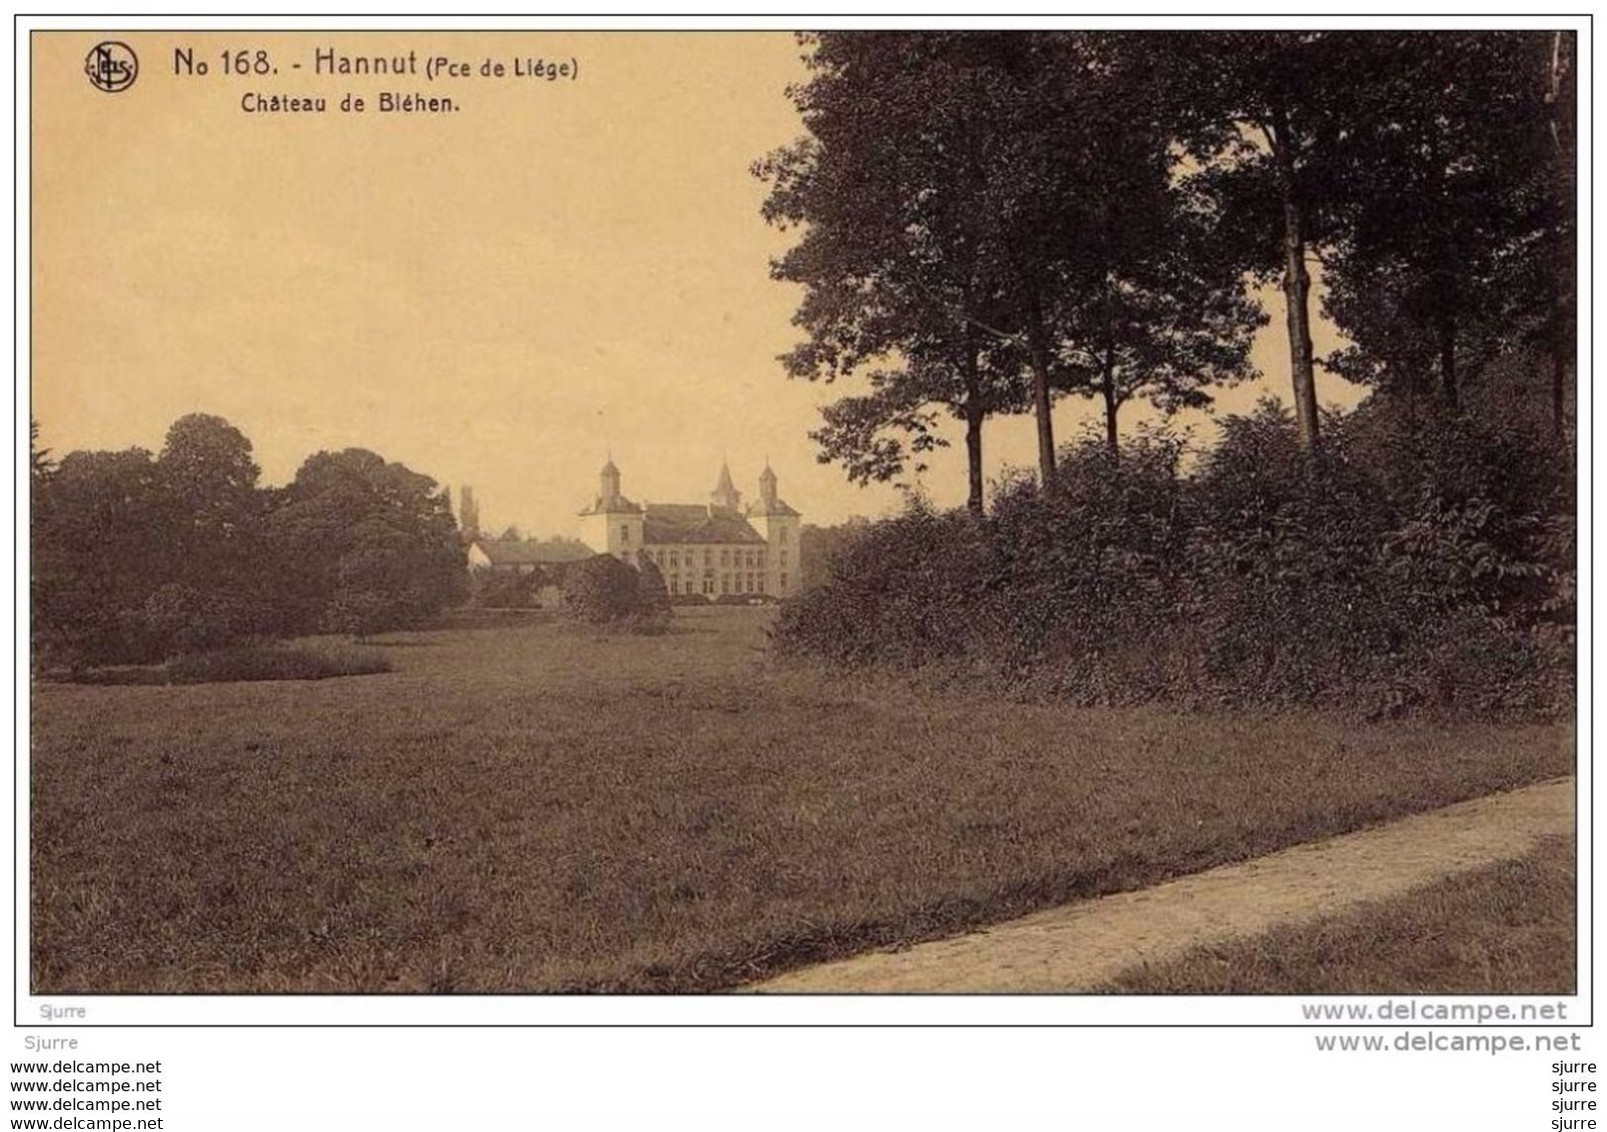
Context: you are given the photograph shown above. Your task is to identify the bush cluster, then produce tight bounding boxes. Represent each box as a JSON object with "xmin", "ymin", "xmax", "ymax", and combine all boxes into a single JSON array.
[
  {"xmin": 774, "ymin": 403, "xmax": 1573, "ymax": 717},
  {"xmin": 561, "ymin": 554, "xmax": 673, "ymax": 633},
  {"xmin": 65, "ymin": 643, "xmax": 393, "ymax": 686},
  {"xmin": 467, "ymin": 568, "xmax": 549, "ymax": 609}
]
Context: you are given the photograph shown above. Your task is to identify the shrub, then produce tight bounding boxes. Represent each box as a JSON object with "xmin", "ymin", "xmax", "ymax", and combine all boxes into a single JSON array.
[
  {"xmin": 774, "ymin": 499, "xmax": 990, "ymax": 669},
  {"xmin": 772, "ymin": 402, "xmax": 1573, "ymax": 718},
  {"xmin": 134, "ymin": 583, "xmax": 256, "ymax": 659},
  {"xmin": 166, "ymin": 643, "xmax": 392, "ymax": 684},
  {"xmin": 319, "ymin": 588, "xmax": 400, "ymax": 639},
  {"xmin": 55, "ymin": 643, "xmax": 394, "ymax": 686},
  {"xmin": 636, "ymin": 556, "xmax": 672, "ymax": 614},
  {"xmin": 561, "ymin": 554, "xmax": 642, "ymax": 624},
  {"xmin": 468, "ymin": 568, "xmax": 546, "ymax": 609}
]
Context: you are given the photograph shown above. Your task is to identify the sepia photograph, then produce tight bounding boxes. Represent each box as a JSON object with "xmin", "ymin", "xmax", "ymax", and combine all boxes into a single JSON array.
[{"xmin": 26, "ymin": 26, "xmax": 1577, "ymax": 1005}]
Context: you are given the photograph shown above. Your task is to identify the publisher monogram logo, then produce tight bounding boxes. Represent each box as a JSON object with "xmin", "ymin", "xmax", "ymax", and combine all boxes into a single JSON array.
[{"xmin": 84, "ymin": 41, "xmax": 138, "ymax": 93}]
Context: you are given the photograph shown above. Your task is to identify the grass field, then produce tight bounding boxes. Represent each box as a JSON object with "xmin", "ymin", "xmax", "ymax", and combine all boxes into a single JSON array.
[
  {"xmin": 1102, "ymin": 837, "xmax": 1575, "ymax": 994},
  {"xmin": 31, "ymin": 608, "xmax": 1573, "ymax": 993}
]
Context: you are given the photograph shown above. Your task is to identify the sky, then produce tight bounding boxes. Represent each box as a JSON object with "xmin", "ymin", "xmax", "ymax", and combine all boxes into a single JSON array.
[{"xmin": 33, "ymin": 30, "xmax": 1363, "ymax": 536}]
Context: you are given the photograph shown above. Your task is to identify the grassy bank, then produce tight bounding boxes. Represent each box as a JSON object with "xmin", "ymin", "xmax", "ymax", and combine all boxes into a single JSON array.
[
  {"xmin": 1102, "ymin": 836, "xmax": 1575, "ymax": 994},
  {"xmin": 31, "ymin": 608, "xmax": 1573, "ymax": 993}
]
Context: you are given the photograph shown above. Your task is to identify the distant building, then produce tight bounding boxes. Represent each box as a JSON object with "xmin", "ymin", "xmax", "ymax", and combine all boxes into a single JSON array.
[
  {"xmin": 579, "ymin": 459, "xmax": 802, "ymax": 598},
  {"xmin": 465, "ymin": 536, "xmax": 593, "ymax": 574},
  {"xmin": 455, "ymin": 487, "xmax": 594, "ymax": 575}
]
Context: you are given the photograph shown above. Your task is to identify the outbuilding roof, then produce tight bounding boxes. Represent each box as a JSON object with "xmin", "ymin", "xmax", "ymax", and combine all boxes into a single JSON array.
[{"xmin": 471, "ymin": 537, "xmax": 595, "ymax": 566}]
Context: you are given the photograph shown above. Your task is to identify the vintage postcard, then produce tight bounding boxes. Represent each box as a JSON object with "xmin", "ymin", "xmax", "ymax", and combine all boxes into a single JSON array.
[{"xmin": 24, "ymin": 25, "xmax": 1579, "ymax": 1036}]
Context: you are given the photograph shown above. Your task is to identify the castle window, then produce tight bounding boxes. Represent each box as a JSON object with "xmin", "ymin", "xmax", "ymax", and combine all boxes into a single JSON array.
[
  {"xmin": 702, "ymin": 577, "xmax": 714, "ymax": 595},
  {"xmin": 704, "ymin": 549, "xmax": 713, "ymax": 565},
  {"xmin": 780, "ymin": 549, "xmax": 789, "ymax": 566},
  {"xmin": 720, "ymin": 549, "xmax": 729, "ymax": 567},
  {"xmin": 721, "ymin": 575, "xmax": 730, "ymax": 594},
  {"xmin": 620, "ymin": 524, "xmax": 631, "ymax": 544},
  {"xmin": 780, "ymin": 572, "xmax": 788, "ymax": 590}
]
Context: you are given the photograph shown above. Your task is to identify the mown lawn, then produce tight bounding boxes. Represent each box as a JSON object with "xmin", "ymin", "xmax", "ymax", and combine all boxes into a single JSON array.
[
  {"xmin": 30, "ymin": 608, "xmax": 1574, "ymax": 993},
  {"xmin": 1102, "ymin": 836, "xmax": 1576, "ymax": 994}
]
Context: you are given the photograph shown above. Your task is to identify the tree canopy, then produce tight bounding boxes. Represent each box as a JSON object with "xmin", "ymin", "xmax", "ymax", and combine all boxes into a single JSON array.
[{"xmin": 32, "ymin": 419, "xmax": 467, "ymax": 664}]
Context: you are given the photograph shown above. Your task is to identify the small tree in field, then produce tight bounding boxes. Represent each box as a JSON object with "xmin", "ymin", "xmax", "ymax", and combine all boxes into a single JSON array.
[
  {"xmin": 635, "ymin": 556, "xmax": 671, "ymax": 614},
  {"xmin": 562, "ymin": 554, "xmax": 642, "ymax": 624},
  {"xmin": 632, "ymin": 555, "xmax": 674, "ymax": 633}
]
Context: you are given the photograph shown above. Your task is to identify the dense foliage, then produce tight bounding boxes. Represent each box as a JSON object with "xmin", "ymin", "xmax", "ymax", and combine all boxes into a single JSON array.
[
  {"xmin": 758, "ymin": 31, "xmax": 1573, "ymax": 491},
  {"xmin": 559, "ymin": 554, "xmax": 643, "ymax": 625},
  {"xmin": 467, "ymin": 566, "xmax": 550, "ymax": 609},
  {"xmin": 775, "ymin": 400, "xmax": 1572, "ymax": 717},
  {"xmin": 31, "ymin": 414, "xmax": 466, "ymax": 666},
  {"xmin": 762, "ymin": 31, "xmax": 1574, "ymax": 719}
]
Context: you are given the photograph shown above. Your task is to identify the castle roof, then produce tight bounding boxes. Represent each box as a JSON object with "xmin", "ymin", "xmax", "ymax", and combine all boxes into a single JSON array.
[
  {"xmin": 581, "ymin": 494, "xmax": 642, "ymax": 516},
  {"xmin": 747, "ymin": 498, "xmax": 801, "ymax": 518},
  {"xmin": 643, "ymin": 503, "xmax": 765, "ymax": 545}
]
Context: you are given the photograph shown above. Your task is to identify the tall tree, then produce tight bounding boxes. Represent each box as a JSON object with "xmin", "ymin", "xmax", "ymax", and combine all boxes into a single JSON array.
[
  {"xmin": 1039, "ymin": 46, "xmax": 1266, "ymax": 455},
  {"xmin": 806, "ymin": 336, "xmax": 1028, "ymax": 515},
  {"xmin": 1544, "ymin": 32, "xmax": 1577, "ymax": 437},
  {"xmin": 1318, "ymin": 33, "xmax": 1562, "ymax": 415},
  {"xmin": 1168, "ymin": 32, "xmax": 1366, "ymax": 453},
  {"xmin": 269, "ymin": 448, "xmax": 466, "ymax": 635},
  {"xmin": 156, "ymin": 413, "xmax": 265, "ymax": 589},
  {"xmin": 32, "ymin": 447, "xmax": 169, "ymax": 662},
  {"xmin": 759, "ymin": 32, "xmax": 1149, "ymax": 489}
]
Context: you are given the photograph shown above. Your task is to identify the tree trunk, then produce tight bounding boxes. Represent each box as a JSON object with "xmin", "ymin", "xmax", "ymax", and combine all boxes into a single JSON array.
[
  {"xmin": 1552, "ymin": 309, "xmax": 1571, "ymax": 439},
  {"xmin": 961, "ymin": 336, "xmax": 986, "ymax": 516},
  {"xmin": 1019, "ymin": 280, "xmax": 1058, "ymax": 485},
  {"xmin": 1547, "ymin": 32, "xmax": 1574, "ymax": 439},
  {"xmin": 1438, "ymin": 317, "xmax": 1458, "ymax": 410},
  {"xmin": 1101, "ymin": 342, "xmax": 1120, "ymax": 459},
  {"xmin": 1268, "ymin": 106, "xmax": 1320, "ymax": 453}
]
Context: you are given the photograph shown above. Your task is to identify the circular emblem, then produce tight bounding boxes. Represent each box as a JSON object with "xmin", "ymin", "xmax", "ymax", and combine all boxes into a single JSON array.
[{"xmin": 84, "ymin": 42, "xmax": 138, "ymax": 93}]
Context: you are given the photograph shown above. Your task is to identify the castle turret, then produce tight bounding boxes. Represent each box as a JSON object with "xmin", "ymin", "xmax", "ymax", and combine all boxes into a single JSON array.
[
  {"xmin": 710, "ymin": 461, "xmax": 742, "ymax": 512},
  {"xmin": 580, "ymin": 457, "xmax": 643, "ymax": 560},
  {"xmin": 748, "ymin": 463, "xmax": 801, "ymax": 597}
]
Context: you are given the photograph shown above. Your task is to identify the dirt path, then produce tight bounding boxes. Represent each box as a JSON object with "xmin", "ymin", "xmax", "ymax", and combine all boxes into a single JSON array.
[{"xmin": 750, "ymin": 777, "xmax": 1575, "ymax": 993}]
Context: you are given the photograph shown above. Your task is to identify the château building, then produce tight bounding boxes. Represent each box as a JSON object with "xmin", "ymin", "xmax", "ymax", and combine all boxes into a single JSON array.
[{"xmin": 580, "ymin": 459, "xmax": 802, "ymax": 598}]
